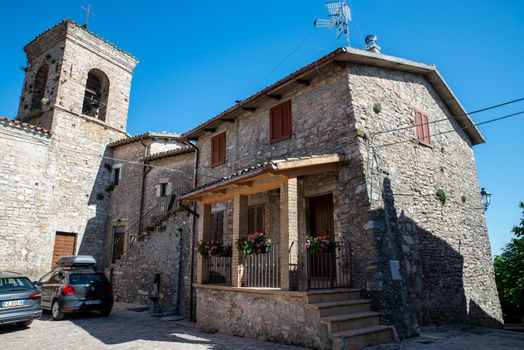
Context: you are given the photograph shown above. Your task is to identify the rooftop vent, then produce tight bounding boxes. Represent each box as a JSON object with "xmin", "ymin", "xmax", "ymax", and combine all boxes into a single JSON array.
[{"xmin": 365, "ymin": 34, "xmax": 381, "ymax": 53}]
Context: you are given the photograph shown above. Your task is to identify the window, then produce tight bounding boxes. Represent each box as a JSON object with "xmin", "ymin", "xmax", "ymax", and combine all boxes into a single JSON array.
[
  {"xmin": 211, "ymin": 211, "xmax": 224, "ymax": 242},
  {"xmin": 82, "ymin": 68, "xmax": 109, "ymax": 121},
  {"xmin": 211, "ymin": 132, "xmax": 226, "ymax": 166},
  {"xmin": 30, "ymin": 64, "xmax": 49, "ymax": 112},
  {"xmin": 270, "ymin": 100, "xmax": 292, "ymax": 142},
  {"xmin": 48, "ymin": 272, "xmax": 65, "ymax": 285},
  {"xmin": 248, "ymin": 205, "xmax": 265, "ymax": 233},
  {"xmin": 414, "ymin": 108, "xmax": 431, "ymax": 146},
  {"xmin": 158, "ymin": 183, "xmax": 168, "ymax": 197},
  {"xmin": 112, "ymin": 167, "xmax": 121, "ymax": 186}
]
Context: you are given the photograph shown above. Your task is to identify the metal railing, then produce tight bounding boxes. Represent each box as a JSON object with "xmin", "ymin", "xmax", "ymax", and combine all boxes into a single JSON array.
[
  {"xmin": 121, "ymin": 186, "xmax": 192, "ymax": 256},
  {"xmin": 207, "ymin": 246, "xmax": 232, "ymax": 285},
  {"xmin": 296, "ymin": 240, "xmax": 352, "ymax": 290},
  {"xmin": 243, "ymin": 242, "xmax": 280, "ymax": 288}
]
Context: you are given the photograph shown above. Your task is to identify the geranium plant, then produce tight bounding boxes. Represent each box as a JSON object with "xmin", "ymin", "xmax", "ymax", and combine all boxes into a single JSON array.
[
  {"xmin": 196, "ymin": 240, "xmax": 225, "ymax": 258},
  {"xmin": 304, "ymin": 235, "xmax": 336, "ymax": 253},
  {"xmin": 236, "ymin": 232, "xmax": 271, "ymax": 255}
]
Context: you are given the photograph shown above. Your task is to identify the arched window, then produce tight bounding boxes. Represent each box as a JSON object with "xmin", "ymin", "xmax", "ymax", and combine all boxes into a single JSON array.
[
  {"xmin": 30, "ymin": 64, "xmax": 49, "ymax": 111},
  {"xmin": 82, "ymin": 69, "xmax": 109, "ymax": 121}
]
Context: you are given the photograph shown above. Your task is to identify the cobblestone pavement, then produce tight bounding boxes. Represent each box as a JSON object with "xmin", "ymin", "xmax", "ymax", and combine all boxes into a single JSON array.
[
  {"xmin": 368, "ymin": 324, "xmax": 524, "ymax": 350},
  {"xmin": 0, "ymin": 302, "xmax": 306, "ymax": 350}
]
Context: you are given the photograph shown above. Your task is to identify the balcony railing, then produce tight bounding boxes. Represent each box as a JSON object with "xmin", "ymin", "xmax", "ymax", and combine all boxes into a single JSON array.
[
  {"xmin": 243, "ymin": 242, "xmax": 280, "ymax": 288},
  {"xmin": 206, "ymin": 246, "xmax": 232, "ymax": 285},
  {"xmin": 296, "ymin": 240, "xmax": 352, "ymax": 290}
]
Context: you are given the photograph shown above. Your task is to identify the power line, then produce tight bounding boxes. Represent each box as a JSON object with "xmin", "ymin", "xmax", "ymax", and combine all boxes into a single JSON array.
[
  {"xmin": 376, "ymin": 109, "xmax": 524, "ymax": 149},
  {"xmin": 371, "ymin": 96, "xmax": 524, "ymax": 137}
]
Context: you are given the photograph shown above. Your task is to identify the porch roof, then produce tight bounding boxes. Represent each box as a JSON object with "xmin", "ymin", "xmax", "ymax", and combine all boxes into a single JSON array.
[{"xmin": 181, "ymin": 154, "xmax": 340, "ymax": 204}]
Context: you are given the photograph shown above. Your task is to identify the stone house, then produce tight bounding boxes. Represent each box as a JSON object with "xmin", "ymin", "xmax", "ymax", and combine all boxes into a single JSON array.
[
  {"xmin": 179, "ymin": 47, "xmax": 504, "ymax": 348},
  {"xmin": 0, "ymin": 19, "xmax": 503, "ymax": 350}
]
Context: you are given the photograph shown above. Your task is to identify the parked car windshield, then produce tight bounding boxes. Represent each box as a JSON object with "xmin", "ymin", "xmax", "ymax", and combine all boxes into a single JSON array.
[
  {"xmin": 69, "ymin": 273, "xmax": 108, "ymax": 285},
  {"xmin": 0, "ymin": 277, "xmax": 33, "ymax": 293}
]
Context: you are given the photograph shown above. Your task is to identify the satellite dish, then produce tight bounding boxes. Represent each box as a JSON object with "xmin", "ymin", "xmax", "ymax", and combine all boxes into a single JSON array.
[{"xmin": 314, "ymin": 1, "xmax": 352, "ymax": 46}]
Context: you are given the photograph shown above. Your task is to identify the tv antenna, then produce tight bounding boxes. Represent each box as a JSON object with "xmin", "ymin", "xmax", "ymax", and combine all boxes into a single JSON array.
[{"xmin": 314, "ymin": 1, "xmax": 352, "ymax": 46}]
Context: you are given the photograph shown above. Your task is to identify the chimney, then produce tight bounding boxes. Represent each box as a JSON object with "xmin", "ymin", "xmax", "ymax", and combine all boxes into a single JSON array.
[{"xmin": 365, "ymin": 35, "xmax": 381, "ymax": 53}]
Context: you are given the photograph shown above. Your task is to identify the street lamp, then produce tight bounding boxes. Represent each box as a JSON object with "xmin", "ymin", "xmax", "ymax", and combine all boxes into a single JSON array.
[{"xmin": 481, "ymin": 188, "xmax": 491, "ymax": 211}]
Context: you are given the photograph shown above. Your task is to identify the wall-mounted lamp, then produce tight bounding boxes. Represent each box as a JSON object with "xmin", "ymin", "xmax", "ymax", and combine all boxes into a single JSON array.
[{"xmin": 481, "ymin": 188, "xmax": 491, "ymax": 212}]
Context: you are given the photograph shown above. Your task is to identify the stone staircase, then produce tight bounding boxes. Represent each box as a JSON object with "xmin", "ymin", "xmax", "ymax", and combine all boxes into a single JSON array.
[{"xmin": 306, "ymin": 289, "xmax": 397, "ymax": 350}]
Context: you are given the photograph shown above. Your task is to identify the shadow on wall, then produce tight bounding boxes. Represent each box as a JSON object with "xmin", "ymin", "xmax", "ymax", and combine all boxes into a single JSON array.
[
  {"xmin": 366, "ymin": 177, "xmax": 502, "ymax": 338},
  {"xmin": 76, "ymin": 148, "xmax": 113, "ymax": 268}
]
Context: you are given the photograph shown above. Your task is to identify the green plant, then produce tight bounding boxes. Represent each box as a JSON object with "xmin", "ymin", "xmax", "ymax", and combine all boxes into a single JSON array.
[
  {"xmin": 96, "ymin": 193, "xmax": 104, "ymax": 200},
  {"xmin": 494, "ymin": 202, "xmax": 524, "ymax": 320},
  {"xmin": 41, "ymin": 97, "xmax": 50, "ymax": 106},
  {"xmin": 461, "ymin": 195, "xmax": 467, "ymax": 204},
  {"xmin": 60, "ymin": 79, "xmax": 67, "ymax": 84},
  {"xmin": 436, "ymin": 189, "xmax": 447, "ymax": 205},
  {"xmin": 440, "ymin": 146, "xmax": 445, "ymax": 153},
  {"xmin": 340, "ymin": 159, "xmax": 351, "ymax": 167},
  {"xmin": 105, "ymin": 183, "xmax": 115, "ymax": 192},
  {"xmin": 103, "ymin": 125, "xmax": 109, "ymax": 130},
  {"xmin": 355, "ymin": 129, "xmax": 367, "ymax": 139},
  {"xmin": 304, "ymin": 235, "xmax": 336, "ymax": 253},
  {"xmin": 20, "ymin": 66, "xmax": 28, "ymax": 72},
  {"xmin": 104, "ymin": 163, "xmax": 112, "ymax": 171},
  {"xmin": 373, "ymin": 102, "xmax": 382, "ymax": 114},
  {"xmin": 29, "ymin": 108, "xmax": 42, "ymax": 118},
  {"xmin": 236, "ymin": 232, "xmax": 271, "ymax": 255},
  {"xmin": 440, "ymin": 166, "xmax": 445, "ymax": 173},
  {"xmin": 196, "ymin": 240, "xmax": 225, "ymax": 257}
]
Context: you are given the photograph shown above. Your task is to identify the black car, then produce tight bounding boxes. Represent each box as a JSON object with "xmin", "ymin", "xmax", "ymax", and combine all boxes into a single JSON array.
[
  {"xmin": 36, "ymin": 256, "xmax": 113, "ymax": 320},
  {"xmin": 0, "ymin": 271, "xmax": 42, "ymax": 327}
]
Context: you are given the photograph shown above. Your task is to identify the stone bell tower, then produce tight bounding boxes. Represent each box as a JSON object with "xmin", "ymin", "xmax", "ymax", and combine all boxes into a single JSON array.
[{"xmin": 17, "ymin": 19, "xmax": 138, "ymax": 133}]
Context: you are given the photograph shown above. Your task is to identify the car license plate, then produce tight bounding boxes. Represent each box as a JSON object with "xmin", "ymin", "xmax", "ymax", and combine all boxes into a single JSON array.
[
  {"xmin": 1, "ymin": 300, "xmax": 25, "ymax": 308},
  {"xmin": 84, "ymin": 300, "xmax": 101, "ymax": 305}
]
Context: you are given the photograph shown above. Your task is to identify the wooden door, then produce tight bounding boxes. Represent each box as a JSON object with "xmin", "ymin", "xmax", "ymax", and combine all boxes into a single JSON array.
[
  {"xmin": 112, "ymin": 226, "xmax": 126, "ymax": 263},
  {"xmin": 52, "ymin": 232, "xmax": 77, "ymax": 267},
  {"xmin": 309, "ymin": 193, "xmax": 334, "ymax": 239}
]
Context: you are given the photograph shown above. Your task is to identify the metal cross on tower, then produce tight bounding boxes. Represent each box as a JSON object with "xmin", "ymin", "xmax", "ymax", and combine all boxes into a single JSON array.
[{"xmin": 81, "ymin": 4, "xmax": 96, "ymax": 28}]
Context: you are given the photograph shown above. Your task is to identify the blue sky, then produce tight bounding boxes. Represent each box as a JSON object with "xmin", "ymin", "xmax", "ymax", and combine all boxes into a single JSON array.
[{"xmin": 1, "ymin": 1, "xmax": 522, "ymax": 255}]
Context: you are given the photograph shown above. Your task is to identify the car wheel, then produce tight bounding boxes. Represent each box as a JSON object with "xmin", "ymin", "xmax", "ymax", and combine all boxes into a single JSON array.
[
  {"xmin": 99, "ymin": 308, "xmax": 112, "ymax": 317},
  {"xmin": 51, "ymin": 300, "xmax": 65, "ymax": 321}
]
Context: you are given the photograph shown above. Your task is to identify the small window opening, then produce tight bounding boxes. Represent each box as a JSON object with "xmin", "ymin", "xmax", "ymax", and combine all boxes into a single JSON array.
[
  {"xmin": 82, "ymin": 69, "xmax": 109, "ymax": 121},
  {"xmin": 30, "ymin": 64, "xmax": 49, "ymax": 112}
]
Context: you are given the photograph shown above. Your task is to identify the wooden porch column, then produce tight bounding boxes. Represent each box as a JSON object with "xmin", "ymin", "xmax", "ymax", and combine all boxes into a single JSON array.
[
  {"xmin": 232, "ymin": 195, "xmax": 248, "ymax": 287},
  {"xmin": 280, "ymin": 177, "xmax": 299, "ymax": 290},
  {"xmin": 196, "ymin": 203, "xmax": 213, "ymax": 284}
]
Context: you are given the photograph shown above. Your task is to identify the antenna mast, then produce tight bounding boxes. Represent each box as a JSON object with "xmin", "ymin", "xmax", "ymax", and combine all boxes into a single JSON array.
[{"xmin": 314, "ymin": 1, "xmax": 352, "ymax": 46}]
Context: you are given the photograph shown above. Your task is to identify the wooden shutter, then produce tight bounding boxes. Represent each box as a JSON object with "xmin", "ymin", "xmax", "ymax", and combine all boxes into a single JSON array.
[
  {"xmin": 211, "ymin": 132, "xmax": 226, "ymax": 166},
  {"xmin": 415, "ymin": 109, "xmax": 431, "ymax": 146},
  {"xmin": 270, "ymin": 100, "xmax": 292, "ymax": 142},
  {"xmin": 282, "ymin": 100, "xmax": 292, "ymax": 138}
]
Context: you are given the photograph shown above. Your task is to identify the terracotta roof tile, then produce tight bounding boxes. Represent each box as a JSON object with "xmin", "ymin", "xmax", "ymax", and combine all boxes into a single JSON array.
[
  {"xmin": 144, "ymin": 146, "xmax": 195, "ymax": 161},
  {"xmin": 0, "ymin": 116, "xmax": 51, "ymax": 137}
]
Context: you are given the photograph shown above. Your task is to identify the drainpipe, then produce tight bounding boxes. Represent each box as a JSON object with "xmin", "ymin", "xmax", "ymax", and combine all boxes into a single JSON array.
[
  {"xmin": 138, "ymin": 140, "xmax": 152, "ymax": 232},
  {"xmin": 180, "ymin": 138, "xmax": 199, "ymax": 322}
]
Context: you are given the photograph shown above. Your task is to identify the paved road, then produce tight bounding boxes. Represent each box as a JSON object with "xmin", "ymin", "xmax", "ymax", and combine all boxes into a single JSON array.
[
  {"xmin": 0, "ymin": 302, "xmax": 305, "ymax": 350},
  {"xmin": 368, "ymin": 324, "xmax": 524, "ymax": 350}
]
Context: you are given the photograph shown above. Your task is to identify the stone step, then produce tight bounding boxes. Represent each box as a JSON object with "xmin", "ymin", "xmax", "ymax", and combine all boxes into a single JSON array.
[
  {"xmin": 307, "ymin": 288, "xmax": 361, "ymax": 303},
  {"xmin": 330, "ymin": 325, "xmax": 395, "ymax": 350},
  {"xmin": 321, "ymin": 311, "xmax": 380, "ymax": 334},
  {"xmin": 308, "ymin": 299, "xmax": 371, "ymax": 317}
]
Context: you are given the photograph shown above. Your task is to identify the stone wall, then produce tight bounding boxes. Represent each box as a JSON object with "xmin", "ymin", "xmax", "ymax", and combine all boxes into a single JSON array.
[
  {"xmin": 112, "ymin": 212, "xmax": 192, "ymax": 312},
  {"xmin": 196, "ymin": 286, "xmax": 326, "ymax": 349},
  {"xmin": 0, "ymin": 122, "xmax": 53, "ymax": 279},
  {"xmin": 347, "ymin": 63, "xmax": 503, "ymax": 334}
]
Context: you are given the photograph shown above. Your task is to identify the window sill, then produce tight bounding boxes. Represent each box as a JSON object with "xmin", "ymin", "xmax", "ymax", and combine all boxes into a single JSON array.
[
  {"xmin": 417, "ymin": 140, "xmax": 433, "ymax": 149},
  {"xmin": 210, "ymin": 161, "xmax": 226, "ymax": 168},
  {"xmin": 269, "ymin": 135, "xmax": 291, "ymax": 144}
]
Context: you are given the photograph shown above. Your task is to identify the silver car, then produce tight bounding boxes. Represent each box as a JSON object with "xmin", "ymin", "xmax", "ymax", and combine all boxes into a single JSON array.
[{"xmin": 0, "ymin": 272, "xmax": 42, "ymax": 327}]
